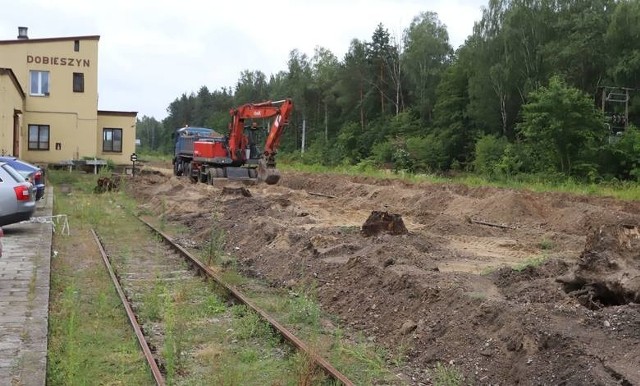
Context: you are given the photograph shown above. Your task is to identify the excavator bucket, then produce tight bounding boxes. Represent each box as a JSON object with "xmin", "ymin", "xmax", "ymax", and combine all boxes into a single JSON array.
[{"xmin": 257, "ymin": 159, "xmax": 281, "ymax": 185}]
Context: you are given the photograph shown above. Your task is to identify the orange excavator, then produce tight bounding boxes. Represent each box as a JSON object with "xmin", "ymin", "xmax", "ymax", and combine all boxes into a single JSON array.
[{"xmin": 173, "ymin": 98, "xmax": 293, "ymax": 185}]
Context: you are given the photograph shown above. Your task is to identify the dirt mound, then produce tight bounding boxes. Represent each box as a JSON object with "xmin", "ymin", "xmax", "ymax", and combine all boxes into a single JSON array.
[
  {"xmin": 361, "ymin": 211, "xmax": 408, "ymax": 236},
  {"xmin": 559, "ymin": 223, "xmax": 640, "ymax": 309},
  {"xmin": 125, "ymin": 167, "xmax": 640, "ymax": 385}
]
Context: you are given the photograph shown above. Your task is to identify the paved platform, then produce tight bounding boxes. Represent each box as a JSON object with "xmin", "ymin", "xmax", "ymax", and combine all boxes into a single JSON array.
[{"xmin": 0, "ymin": 189, "xmax": 53, "ymax": 386}]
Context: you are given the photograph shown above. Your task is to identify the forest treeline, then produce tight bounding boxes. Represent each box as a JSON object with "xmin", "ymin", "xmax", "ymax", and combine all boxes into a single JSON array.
[{"xmin": 137, "ymin": 0, "xmax": 640, "ymax": 182}]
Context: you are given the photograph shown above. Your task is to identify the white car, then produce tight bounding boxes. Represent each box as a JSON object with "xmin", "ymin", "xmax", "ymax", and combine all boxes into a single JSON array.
[{"xmin": 0, "ymin": 161, "xmax": 36, "ymax": 227}]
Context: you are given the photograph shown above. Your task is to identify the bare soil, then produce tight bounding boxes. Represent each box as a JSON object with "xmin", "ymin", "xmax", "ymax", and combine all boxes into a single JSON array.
[{"xmin": 126, "ymin": 165, "xmax": 640, "ymax": 385}]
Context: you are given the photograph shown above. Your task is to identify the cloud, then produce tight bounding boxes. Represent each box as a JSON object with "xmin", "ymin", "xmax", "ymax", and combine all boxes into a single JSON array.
[{"xmin": 0, "ymin": 0, "xmax": 485, "ymax": 119}]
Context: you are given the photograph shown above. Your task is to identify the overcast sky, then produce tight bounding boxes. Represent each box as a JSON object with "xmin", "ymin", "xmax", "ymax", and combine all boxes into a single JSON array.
[{"xmin": 0, "ymin": 0, "xmax": 486, "ymax": 120}]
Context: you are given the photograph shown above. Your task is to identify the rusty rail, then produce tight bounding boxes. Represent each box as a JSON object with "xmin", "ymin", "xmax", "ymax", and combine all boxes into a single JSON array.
[
  {"xmin": 91, "ymin": 229, "xmax": 166, "ymax": 386},
  {"xmin": 137, "ymin": 217, "xmax": 355, "ymax": 386}
]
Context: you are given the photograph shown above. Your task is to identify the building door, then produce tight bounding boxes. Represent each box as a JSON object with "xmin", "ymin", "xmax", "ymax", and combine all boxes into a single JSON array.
[{"xmin": 13, "ymin": 112, "xmax": 20, "ymax": 157}]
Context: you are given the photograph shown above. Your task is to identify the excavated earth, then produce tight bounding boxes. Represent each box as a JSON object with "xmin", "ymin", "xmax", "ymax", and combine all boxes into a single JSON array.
[{"xmin": 126, "ymin": 165, "xmax": 640, "ymax": 385}]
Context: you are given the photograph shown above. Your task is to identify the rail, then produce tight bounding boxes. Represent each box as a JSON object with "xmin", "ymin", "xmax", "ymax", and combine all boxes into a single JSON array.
[
  {"xmin": 91, "ymin": 229, "xmax": 166, "ymax": 386},
  {"xmin": 137, "ymin": 216, "xmax": 355, "ymax": 386}
]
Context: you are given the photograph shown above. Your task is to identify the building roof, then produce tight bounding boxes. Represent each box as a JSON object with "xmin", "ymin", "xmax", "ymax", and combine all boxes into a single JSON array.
[
  {"xmin": 0, "ymin": 35, "xmax": 100, "ymax": 45},
  {"xmin": 98, "ymin": 110, "xmax": 138, "ymax": 117},
  {"xmin": 0, "ymin": 68, "xmax": 25, "ymax": 99}
]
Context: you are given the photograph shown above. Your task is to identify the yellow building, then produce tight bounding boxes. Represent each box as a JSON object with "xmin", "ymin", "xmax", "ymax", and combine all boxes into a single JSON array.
[{"xmin": 0, "ymin": 27, "xmax": 136, "ymax": 166}]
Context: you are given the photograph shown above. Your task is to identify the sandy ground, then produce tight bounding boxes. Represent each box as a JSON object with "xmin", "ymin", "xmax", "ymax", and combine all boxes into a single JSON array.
[{"xmin": 126, "ymin": 165, "xmax": 640, "ymax": 385}]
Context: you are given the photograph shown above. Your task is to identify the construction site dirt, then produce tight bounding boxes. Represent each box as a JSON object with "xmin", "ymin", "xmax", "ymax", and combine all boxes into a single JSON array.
[{"xmin": 126, "ymin": 166, "xmax": 640, "ymax": 385}]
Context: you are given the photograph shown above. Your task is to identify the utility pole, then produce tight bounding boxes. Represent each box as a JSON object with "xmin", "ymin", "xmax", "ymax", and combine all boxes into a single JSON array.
[{"xmin": 301, "ymin": 119, "xmax": 306, "ymax": 154}]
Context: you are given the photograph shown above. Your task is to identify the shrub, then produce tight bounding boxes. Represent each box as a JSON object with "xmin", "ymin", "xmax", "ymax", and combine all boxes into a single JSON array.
[{"xmin": 473, "ymin": 134, "xmax": 509, "ymax": 176}]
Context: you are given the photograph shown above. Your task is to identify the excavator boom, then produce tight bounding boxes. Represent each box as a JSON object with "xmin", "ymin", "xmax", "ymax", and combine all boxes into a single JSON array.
[{"xmin": 228, "ymin": 98, "xmax": 294, "ymax": 184}]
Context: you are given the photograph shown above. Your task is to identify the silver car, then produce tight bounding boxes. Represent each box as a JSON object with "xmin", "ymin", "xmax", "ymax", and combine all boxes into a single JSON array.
[{"xmin": 0, "ymin": 161, "xmax": 37, "ymax": 227}]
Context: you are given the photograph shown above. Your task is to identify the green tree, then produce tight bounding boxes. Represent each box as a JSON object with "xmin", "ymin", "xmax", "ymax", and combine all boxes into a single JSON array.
[
  {"xmin": 517, "ymin": 76, "xmax": 606, "ymax": 175},
  {"xmin": 544, "ymin": 0, "xmax": 613, "ymax": 91},
  {"xmin": 234, "ymin": 70, "xmax": 269, "ymax": 104},
  {"xmin": 192, "ymin": 86, "xmax": 214, "ymax": 127},
  {"xmin": 402, "ymin": 11, "xmax": 452, "ymax": 122},
  {"xmin": 205, "ymin": 88, "xmax": 235, "ymax": 132},
  {"xmin": 311, "ymin": 47, "xmax": 340, "ymax": 142},
  {"xmin": 367, "ymin": 24, "xmax": 396, "ymax": 116},
  {"xmin": 335, "ymin": 39, "xmax": 369, "ymax": 130},
  {"xmin": 433, "ymin": 59, "xmax": 474, "ymax": 169},
  {"xmin": 136, "ymin": 115, "xmax": 163, "ymax": 152},
  {"xmin": 606, "ymin": 0, "xmax": 640, "ymax": 88}
]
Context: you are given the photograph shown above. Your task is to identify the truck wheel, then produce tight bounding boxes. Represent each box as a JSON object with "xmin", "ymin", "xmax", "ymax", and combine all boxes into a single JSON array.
[
  {"xmin": 207, "ymin": 169, "xmax": 216, "ymax": 184},
  {"xmin": 186, "ymin": 164, "xmax": 197, "ymax": 183},
  {"xmin": 199, "ymin": 171, "xmax": 208, "ymax": 183}
]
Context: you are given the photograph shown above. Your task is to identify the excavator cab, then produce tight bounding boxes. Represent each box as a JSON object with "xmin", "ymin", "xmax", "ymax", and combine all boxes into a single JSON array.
[{"xmin": 227, "ymin": 99, "xmax": 293, "ymax": 185}]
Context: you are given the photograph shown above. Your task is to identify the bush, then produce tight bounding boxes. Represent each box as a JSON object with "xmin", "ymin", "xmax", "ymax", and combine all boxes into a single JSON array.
[
  {"xmin": 598, "ymin": 126, "xmax": 640, "ymax": 181},
  {"xmin": 473, "ymin": 134, "xmax": 509, "ymax": 176},
  {"xmin": 370, "ymin": 141, "xmax": 394, "ymax": 164}
]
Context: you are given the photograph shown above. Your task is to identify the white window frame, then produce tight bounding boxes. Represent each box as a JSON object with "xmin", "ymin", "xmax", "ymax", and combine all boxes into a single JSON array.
[{"xmin": 30, "ymin": 70, "xmax": 50, "ymax": 96}]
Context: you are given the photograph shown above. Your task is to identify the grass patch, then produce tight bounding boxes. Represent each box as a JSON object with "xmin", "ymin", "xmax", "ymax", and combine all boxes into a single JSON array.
[
  {"xmin": 430, "ymin": 362, "xmax": 465, "ymax": 386},
  {"xmin": 513, "ymin": 255, "xmax": 548, "ymax": 271},
  {"xmin": 285, "ymin": 288, "xmax": 322, "ymax": 328},
  {"xmin": 538, "ymin": 237, "xmax": 554, "ymax": 250},
  {"xmin": 280, "ymin": 162, "xmax": 640, "ymax": 201},
  {"xmin": 467, "ymin": 291, "xmax": 488, "ymax": 300},
  {"xmin": 47, "ymin": 257, "xmax": 152, "ymax": 385}
]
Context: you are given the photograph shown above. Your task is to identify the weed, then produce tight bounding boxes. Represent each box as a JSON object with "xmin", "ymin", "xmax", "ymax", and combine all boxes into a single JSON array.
[
  {"xmin": 28, "ymin": 260, "xmax": 38, "ymax": 304},
  {"xmin": 389, "ymin": 341, "xmax": 409, "ymax": 367},
  {"xmin": 480, "ymin": 266, "xmax": 497, "ymax": 275},
  {"xmin": 162, "ymin": 294, "xmax": 180, "ymax": 382},
  {"xmin": 159, "ymin": 199, "xmax": 167, "ymax": 230},
  {"xmin": 232, "ymin": 305, "xmax": 274, "ymax": 341},
  {"xmin": 467, "ymin": 291, "xmax": 487, "ymax": 300},
  {"xmin": 514, "ymin": 255, "xmax": 548, "ymax": 271},
  {"xmin": 431, "ymin": 362, "xmax": 464, "ymax": 386},
  {"xmin": 336, "ymin": 336, "xmax": 392, "ymax": 384},
  {"xmin": 200, "ymin": 294, "xmax": 226, "ymax": 317},
  {"xmin": 293, "ymin": 352, "xmax": 326, "ymax": 386},
  {"xmin": 286, "ymin": 290, "xmax": 322, "ymax": 328},
  {"xmin": 538, "ymin": 238, "xmax": 554, "ymax": 250},
  {"xmin": 140, "ymin": 281, "xmax": 165, "ymax": 322},
  {"xmin": 338, "ymin": 225, "xmax": 360, "ymax": 234},
  {"xmin": 204, "ymin": 222, "xmax": 226, "ymax": 266},
  {"xmin": 52, "ymin": 284, "xmax": 82, "ymax": 384}
]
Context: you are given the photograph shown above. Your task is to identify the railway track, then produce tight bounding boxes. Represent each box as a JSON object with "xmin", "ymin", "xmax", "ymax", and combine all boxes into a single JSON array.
[{"xmin": 92, "ymin": 218, "xmax": 354, "ymax": 385}]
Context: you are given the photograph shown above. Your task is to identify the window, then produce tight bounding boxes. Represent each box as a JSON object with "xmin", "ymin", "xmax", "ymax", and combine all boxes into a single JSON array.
[
  {"xmin": 73, "ymin": 72, "xmax": 84, "ymax": 92},
  {"xmin": 103, "ymin": 128, "xmax": 122, "ymax": 152},
  {"xmin": 28, "ymin": 125, "xmax": 50, "ymax": 150},
  {"xmin": 74, "ymin": 39, "xmax": 80, "ymax": 52},
  {"xmin": 30, "ymin": 71, "xmax": 49, "ymax": 96}
]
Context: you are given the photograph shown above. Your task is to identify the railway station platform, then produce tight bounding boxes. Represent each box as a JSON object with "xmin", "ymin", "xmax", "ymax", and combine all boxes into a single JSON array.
[{"xmin": 0, "ymin": 189, "xmax": 53, "ymax": 386}]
